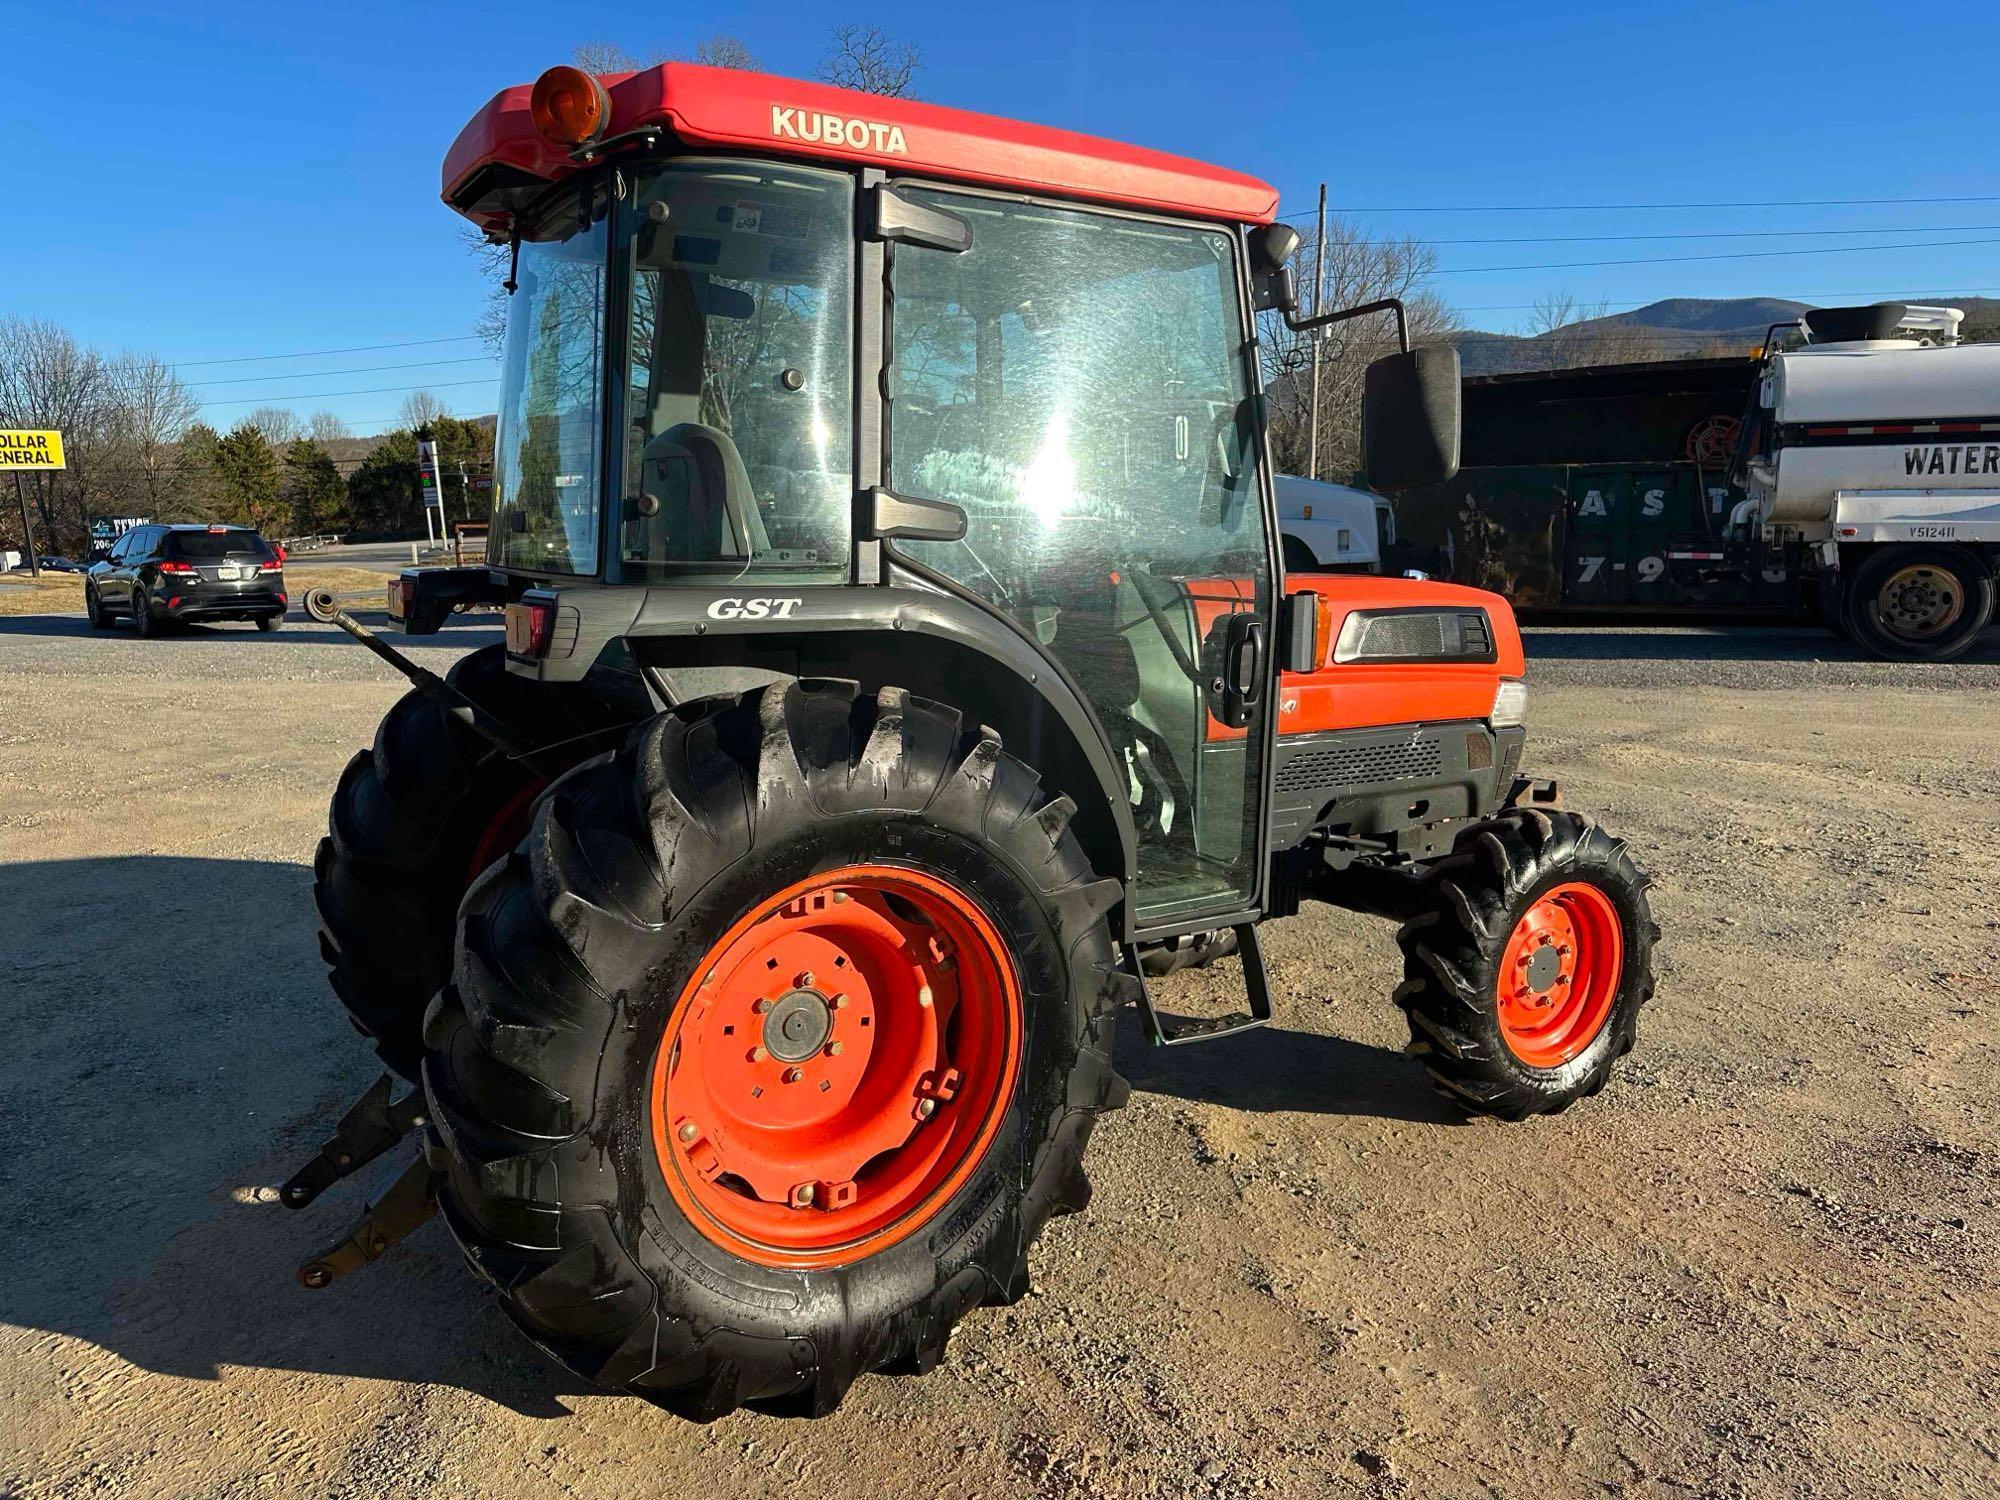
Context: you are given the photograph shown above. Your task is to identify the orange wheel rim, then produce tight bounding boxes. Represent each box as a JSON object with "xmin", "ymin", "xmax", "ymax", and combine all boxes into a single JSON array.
[
  {"xmin": 650, "ymin": 864, "xmax": 1022, "ymax": 1269},
  {"xmin": 1495, "ymin": 882, "xmax": 1622, "ymax": 1068}
]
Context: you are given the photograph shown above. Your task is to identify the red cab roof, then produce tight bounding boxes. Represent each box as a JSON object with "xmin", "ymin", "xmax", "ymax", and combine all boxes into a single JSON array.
[{"xmin": 443, "ymin": 63, "xmax": 1279, "ymax": 232}]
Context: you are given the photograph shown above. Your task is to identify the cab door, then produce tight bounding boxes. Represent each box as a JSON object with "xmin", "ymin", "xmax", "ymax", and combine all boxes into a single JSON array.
[{"xmin": 881, "ymin": 185, "xmax": 1276, "ymax": 932}]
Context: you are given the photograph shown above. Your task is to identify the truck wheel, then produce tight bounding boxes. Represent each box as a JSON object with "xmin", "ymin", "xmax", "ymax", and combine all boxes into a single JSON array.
[
  {"xmin": 1840, "ymin": 546, "xmax": 1996, "ymax": 661},
  {"xmin": 314, "ymin": 644, "xmax": 626, "ymax": 1079},
  {"xmin": 421, "ymin": 679, "xmax": 1125, "ymax": 1419},
  {"xmin": 1395, "ymin": 811, "xmax": 1656, "ymax": 1119}
]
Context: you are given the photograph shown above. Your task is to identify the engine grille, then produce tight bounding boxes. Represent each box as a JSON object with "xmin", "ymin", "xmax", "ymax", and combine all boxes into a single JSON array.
[{"xmin": 1274, "ymin": 735, "xmax": 1443, "ymax": 794}]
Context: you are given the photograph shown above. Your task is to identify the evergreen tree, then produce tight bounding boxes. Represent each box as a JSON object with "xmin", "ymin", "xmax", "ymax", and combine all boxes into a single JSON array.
[
  {"xmin": 214, "ymin": 422, "xmax": 283, "ymax": 531},
  {"xmin": 282, "ymin": 437, "xmax": 347, "ymax": 535}
]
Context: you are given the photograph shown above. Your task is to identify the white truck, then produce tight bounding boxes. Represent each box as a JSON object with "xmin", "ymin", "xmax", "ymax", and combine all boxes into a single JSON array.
[
  {"xmin": 1734, "ymin": 302, "xmax": 1999, "ymax": 659},
  {"xmin": 1274, "ymin": 474, "xmax": 1391, "ymax": 573}
]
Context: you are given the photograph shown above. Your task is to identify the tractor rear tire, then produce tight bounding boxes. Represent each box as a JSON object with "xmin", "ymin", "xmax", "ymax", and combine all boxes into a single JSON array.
[
  {"xmin": 313, "ymin": 644, "xmax": 629, "ymax": 1079},
  {"xmin": 1394, "ymin": 810, "xmax": 1656, "ymax": 1119},
  {"xmin": 420, "ymin": 679, "xmax": 1126, "ymax": 1419}
]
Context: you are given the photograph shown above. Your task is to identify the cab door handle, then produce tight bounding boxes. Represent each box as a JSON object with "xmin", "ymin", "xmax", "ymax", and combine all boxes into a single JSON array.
[{"xmin": 1219, "ymin": 615, "xmax": 1265, "ymax": 729}]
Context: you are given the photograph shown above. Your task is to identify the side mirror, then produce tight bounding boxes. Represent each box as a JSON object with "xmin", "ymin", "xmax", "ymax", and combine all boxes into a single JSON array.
[
  {"xmin": 1361, "ymin": 345, "xmax": 1461, "ymax": 491},
  {"xmin": 1248, "ymin": 222, "xmax": 1301, "ymax": 314}
]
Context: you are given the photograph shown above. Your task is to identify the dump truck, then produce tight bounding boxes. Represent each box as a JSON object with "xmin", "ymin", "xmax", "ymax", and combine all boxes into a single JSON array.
[
  {"xmin": 1731, "ymin": 302, "xmax": 2000, "ymax": 659},
  {"xmin": 289, "ymin": 60, "xmax": 1658, "ymax": 1420}
]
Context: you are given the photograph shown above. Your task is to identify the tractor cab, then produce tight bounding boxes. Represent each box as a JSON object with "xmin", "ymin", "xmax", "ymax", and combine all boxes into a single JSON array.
[{"xmin": 412, "ymin": 62, "xmax": 1457, "ymax": 934}]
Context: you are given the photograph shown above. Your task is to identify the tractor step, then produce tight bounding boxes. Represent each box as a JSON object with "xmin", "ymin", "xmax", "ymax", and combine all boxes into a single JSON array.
[
  {"xmin": 1126, "ymin": 921, "xmax": 1273, "ymax": 1046},
  {"xmin": 296, "ymin": 1154, "xmax": 439, "ymax": 1289},
  {"xmin": 281, "ymin": 1074, "xmax": 427, "ymax": 1210}
]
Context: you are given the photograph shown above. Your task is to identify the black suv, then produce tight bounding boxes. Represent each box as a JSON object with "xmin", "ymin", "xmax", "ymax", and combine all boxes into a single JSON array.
[{"xmin": 85, "ymin": 524, "xmax": 287, "ymax": 635}]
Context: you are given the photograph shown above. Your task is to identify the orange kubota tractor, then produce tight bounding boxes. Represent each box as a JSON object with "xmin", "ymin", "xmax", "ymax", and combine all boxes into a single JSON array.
[{"xmin": 290, "ymin": 62, "xmax": 1658, "ymax": 1420}]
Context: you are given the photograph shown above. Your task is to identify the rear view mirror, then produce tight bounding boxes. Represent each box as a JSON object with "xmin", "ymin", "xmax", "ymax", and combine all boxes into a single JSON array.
[{"xmin": 1361, "ymin": 346, "xmax": 1461, "ymax": 491}]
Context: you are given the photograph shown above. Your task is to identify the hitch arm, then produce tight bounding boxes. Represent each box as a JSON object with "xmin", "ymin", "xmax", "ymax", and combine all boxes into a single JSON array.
[
  {"xmin": 296, "ymin": 1155, "xmax": 438, "ymax": 1290},
  {"xmin": 326, "ymin": 607, "xmax": 552, "ymax": 772},
  {"xmin": 281, "ymin": 1074, "xmax": 427, "ymax": 1209}
]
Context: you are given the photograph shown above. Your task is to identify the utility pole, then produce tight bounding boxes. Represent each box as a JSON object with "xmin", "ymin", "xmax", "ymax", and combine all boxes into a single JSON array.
[
  {"xmin": 0, "ymin": 410, "xmax": 40, "ymax": 579},
  {"xmin": 1306, "ymin": 183, "xmax": 1327, "ymax": 482}
]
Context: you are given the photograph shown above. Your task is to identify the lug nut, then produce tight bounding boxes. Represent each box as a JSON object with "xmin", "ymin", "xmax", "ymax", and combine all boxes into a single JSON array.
[
  {"xmin": 918, "ymin": 985, "xmax": 933, "ymax": 1008},
  {"xmin": 827, "ymin": 1041, "xmax": 844, "ymax": 1057},
  {"xmin": 832, "ymin": 891, "xmax": 849, "ymax": 904},
  {"xmin": 750, "ymin": 1045, "xmax": 768, "ymax": 1062},
  {"xmin": 917, "ymin": 1098, "xmax": 937, "ymax": 1119},
  {"xmin": 783, "ymin": 1066, "xmax": 804, "ymax": 1084},
  {"xmin": 792, "ymin": 1182, "xmax": 816, "ymax": 1207},
  {"xmin": 831, "ymin": 992, "xmax": 849, "ymax": 1009},
  {"xmin": 677, "ymin": 1120, "xmax": 698, "ymax": 1143},
  {"xmin": 753, "ymin": 998, "xmax": 772, "ymax": 1014}
]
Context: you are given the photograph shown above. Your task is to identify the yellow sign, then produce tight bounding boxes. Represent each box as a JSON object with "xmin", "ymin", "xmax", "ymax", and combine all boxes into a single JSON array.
[{"xmin": 0, "ymin": 430, "xmax": 66, "ymax": 470}]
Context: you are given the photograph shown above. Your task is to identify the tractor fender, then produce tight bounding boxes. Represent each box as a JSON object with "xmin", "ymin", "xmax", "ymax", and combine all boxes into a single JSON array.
[{"xmin": 610, "ymin": 581, "xmax": 1139, "ymax": 923}]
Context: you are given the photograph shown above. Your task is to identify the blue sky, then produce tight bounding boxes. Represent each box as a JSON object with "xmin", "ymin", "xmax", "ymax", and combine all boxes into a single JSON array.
[{"xmin": 4, "ymin": 0, "xmax": 1996, "ymax": 433}]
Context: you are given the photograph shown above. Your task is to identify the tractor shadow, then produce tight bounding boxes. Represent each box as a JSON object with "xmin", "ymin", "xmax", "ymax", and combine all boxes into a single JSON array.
[
  {"xmin": 0, "ymin": 856, "xmax": 587, "ymax": 1419},
  {"xmin": 1114, "ymin": 1012, "xmax": 1460, "ymax": 1126}
]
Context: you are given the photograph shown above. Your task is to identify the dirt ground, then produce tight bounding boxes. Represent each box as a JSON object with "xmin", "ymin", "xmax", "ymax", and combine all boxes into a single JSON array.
[{"xmin": 1, "ymin": 610, "xmax": 1996, "ymax": 1498}]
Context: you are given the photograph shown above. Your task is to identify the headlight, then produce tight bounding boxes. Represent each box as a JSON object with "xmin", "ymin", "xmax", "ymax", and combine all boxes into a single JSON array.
[{"xmin": 1490, "ymin": 678, "xmax": 1528, "ymax": 727}]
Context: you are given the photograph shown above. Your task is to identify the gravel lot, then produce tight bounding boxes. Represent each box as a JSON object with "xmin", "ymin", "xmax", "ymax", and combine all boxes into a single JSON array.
[{"xmin": 2, "ymin": 610, "xmax": 1996, "ymax": 1498}]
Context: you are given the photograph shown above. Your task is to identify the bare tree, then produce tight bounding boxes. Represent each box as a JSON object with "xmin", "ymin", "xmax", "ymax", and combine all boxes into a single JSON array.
[
  {"xmin": 398, "ymin": 390, "xmax": 449, "ymax": 431},
  {"xmin": 0, "ymin": 316, "xmax": 112, "ymax": 552},
  {"xmin": 1258, "ymin": 220, "xmax": 1460, "ymax": 480},
  {"xmin": 104, "ymin": 353, "xmax": 200, "ymax": 512},
  {"xmin": 1524, "ymin": 293, "xmax": 1670, "ymax": 371},
  {"xmin": 688, "ymin": 35, "xmax": 759, "ymax": 69},
  {"xmin": 572, "ymin": 35, "xmax": 757, "ymax": 73},
  {"xmin": 305, "ymin": 410, "xmax": 351, "ymax": 443},
  {"xmin": 246, "ymin": 406, "xmax": 301, "ymax": 447},
  {"xmin": 817, "ymin": 24, "xmax": 920, "ymax": 96}
]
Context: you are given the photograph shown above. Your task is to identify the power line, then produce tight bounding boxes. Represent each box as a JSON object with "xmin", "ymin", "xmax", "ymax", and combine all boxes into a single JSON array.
[
  {"xmin": 171, "ymin": 334, "xmax": 486, "ymax": 369},
  {"xmin": 1283, "ymin": 193, "xmax": 2000, "ymax": 215},
  {"xmin": 189, "ymin": 355, "xmax": 497, "ymax": 389},
  {"xmin": 1435, "ymin": 236, "xmax": 2000, "ymax": 275},
  {"xmin": 1451, "ymin": 286, "xmax": 2000, "ymax": 312},
  {"xmin": 199, "ymin": 376, "xmax": 500, "ymax": 408},
  {"xmin": 1288, "ymin": 223, "xmax": 2000, "ymax": 245}
]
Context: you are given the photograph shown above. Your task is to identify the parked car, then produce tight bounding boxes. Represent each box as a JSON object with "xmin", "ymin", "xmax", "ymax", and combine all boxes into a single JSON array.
[
  {"xmin": 85, "ymin": 523, "xmax": 287, "ymax": 635},
  {"xmin": 36, "ymin": 555, "xmax": 86, "ymax": 573}
]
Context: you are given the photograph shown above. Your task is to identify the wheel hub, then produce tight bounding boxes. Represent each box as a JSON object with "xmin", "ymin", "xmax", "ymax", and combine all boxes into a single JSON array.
[
  {"xmin": 1523, "ymin": 942, "xmax": 1563, "ymax": 994},
  {"xmin": 763, "ymin": 987, "xmax": 833, "ymax": 1062},
  {"xmin": 1879, "ymin": 566, "xmax": 1962, "ymax": 636}
]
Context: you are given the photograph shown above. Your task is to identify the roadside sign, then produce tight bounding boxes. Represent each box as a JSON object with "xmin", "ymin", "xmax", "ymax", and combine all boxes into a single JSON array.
[{"xmin": 0, "ymin": 430, "xmax": 67, "ymax": 470}]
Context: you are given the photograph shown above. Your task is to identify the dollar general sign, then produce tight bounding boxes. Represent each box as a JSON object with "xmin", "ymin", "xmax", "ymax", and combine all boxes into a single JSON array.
[{"xmin": 0, "ymin": 430, "xmax": 67, "ymax": 470}]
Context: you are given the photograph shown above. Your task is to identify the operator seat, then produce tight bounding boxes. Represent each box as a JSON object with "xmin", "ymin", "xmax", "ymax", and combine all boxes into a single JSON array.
[{"xmin": 632, "ymin": 422, "xmax": 771, "ymax": 563}]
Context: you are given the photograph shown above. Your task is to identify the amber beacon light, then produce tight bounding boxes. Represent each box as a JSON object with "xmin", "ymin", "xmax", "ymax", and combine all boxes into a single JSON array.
[{"xmin": 529, "ymin": 65, "xmax": 610, "ymax": 148}]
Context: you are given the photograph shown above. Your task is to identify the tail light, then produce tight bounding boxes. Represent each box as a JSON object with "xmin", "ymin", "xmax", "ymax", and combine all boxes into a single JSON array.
[
  {"xmin": 158, "ymin": 560, "xmax": 197, "ymax": 576},
  {"xmin": 258, "ymin": 561, "xmax": 283, "ymax": 575},
  {"xmin": 273, "ymin": 544, "xmax": 287, "ymax": 563},
  {"xmin": 505, "ymin": 596, "xmax": 557, "ymax": 660}
]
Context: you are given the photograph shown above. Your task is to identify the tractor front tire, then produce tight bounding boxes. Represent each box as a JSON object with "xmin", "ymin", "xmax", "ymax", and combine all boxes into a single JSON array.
[
  {"xmin": 313, "ymin": 644, "xmax": 627, "ymax": 1079},
  {"xmin": 420, "ymin": 679, "xmax": 1125, "ymax": 1419},
  {"xmin": 1395, "ymin": 810, "xmax": 1656, "ymax": 1119}
]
